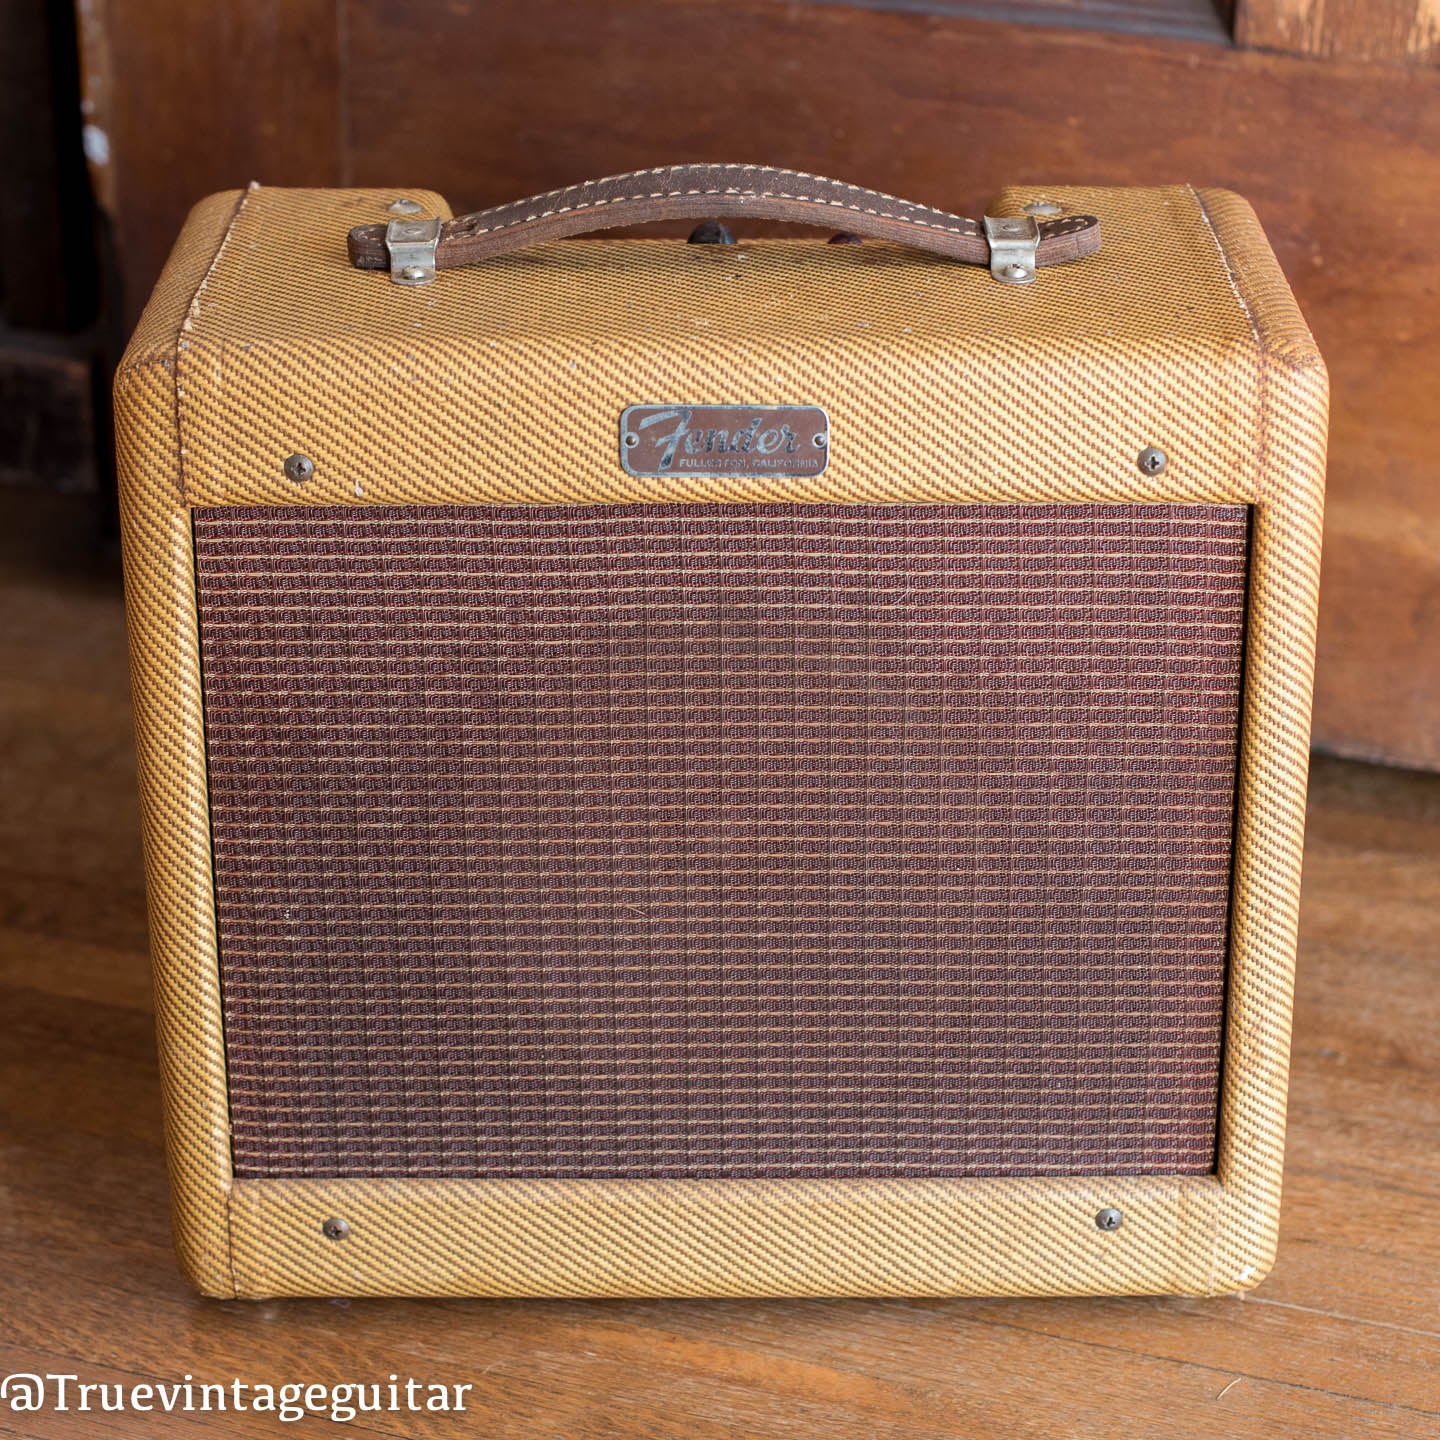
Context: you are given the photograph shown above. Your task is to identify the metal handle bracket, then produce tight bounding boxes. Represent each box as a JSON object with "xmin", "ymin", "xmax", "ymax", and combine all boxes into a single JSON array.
[
  {"xmin": 983, "ymin": 215, "xmax": 1040, "ymax": 286},
  {"xmin": 385, "ymin": 217, "xmax": 441, "ymax": 286}
]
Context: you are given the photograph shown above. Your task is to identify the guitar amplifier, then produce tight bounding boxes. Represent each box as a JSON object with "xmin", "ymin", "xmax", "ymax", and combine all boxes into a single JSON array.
[{"xmin": 116, "ymin": 166, "xmax": 1326, "ymax": 1299}]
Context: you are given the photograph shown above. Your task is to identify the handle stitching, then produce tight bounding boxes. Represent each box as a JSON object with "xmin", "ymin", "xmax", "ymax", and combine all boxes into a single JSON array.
[
  {"xmin": 450, "ymin": 187, "xmax": 987, "ymax": 243},
  {"xmin": 476, "ymin": 164, "xmax": 948, "ymax": 217}
]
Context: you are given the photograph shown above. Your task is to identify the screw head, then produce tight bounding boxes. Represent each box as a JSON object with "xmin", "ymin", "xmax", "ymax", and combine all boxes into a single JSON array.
[
  {"xmin": 813, "ymin": 432, "xmax": 827, "ymax": 448},
  {"xmin": 1004, "ymin": 263, "xmax": 1030, "ymax": 280},
  {"xmin": 387, "ymin": 198, "xmax": 422, "ymax": 215},
  {"xmin": 1138, "ymin": 446, "xmax": 1168, "ymax": 476},
  {"xmin": 400, "ymin": 264, "xmax": 428, "ymax": 282},
  {"xmin": 1096, "ymin": 1207, "xmax": 1123, "ymax": 1232},
  {"xmin": 623, "ymin": 432, "xmax": 639, "ymax": 448},
  {"xmin": 321, "ymin": 1216, "xmax": 351, "ymax": 1242},
  {"xmin": 282, "ymin": 453, "xmax": 315, "ymax": 484},
  {"xmin": 1023, "ymin": 200, "xmax": 1062, "ymax": 216}
]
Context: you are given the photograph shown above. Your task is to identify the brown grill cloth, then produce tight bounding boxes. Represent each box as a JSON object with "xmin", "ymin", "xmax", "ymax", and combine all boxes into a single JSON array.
[{"xmin": 194, "ymin": 502, "xmax": 1248, "ymax": 1180}]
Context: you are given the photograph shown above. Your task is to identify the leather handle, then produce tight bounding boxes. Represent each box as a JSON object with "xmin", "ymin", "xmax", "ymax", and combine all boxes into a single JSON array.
[{"xmin": 347, "ymin": 164, "xmax": 1100, "ymax": 273}]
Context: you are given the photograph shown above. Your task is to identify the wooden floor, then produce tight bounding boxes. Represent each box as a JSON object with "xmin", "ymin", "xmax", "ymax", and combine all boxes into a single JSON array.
[{"xmin": 1, "ymin": 494, "xmax": 1437, "ymax": 1438}]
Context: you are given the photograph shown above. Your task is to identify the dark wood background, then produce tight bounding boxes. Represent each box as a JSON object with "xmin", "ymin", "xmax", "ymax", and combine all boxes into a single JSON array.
[{"xmin": 10, "ymin": 0, "xmax": 1440, "ymax": 769}]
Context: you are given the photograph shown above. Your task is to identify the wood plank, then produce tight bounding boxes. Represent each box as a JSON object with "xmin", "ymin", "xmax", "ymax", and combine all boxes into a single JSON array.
[
  {"xmin": 1235, "ymin": 0, "xmax": 1440, "ymax": 63},
  {"xmin": 75, "ymin": 0, "xmax": 343, "ymax": 322},
  {"xmin": 794, "ymin": 0, "xmax": 1230, "ymax": 43},
  {"xmin": 0, "ymin": 5, "xmax": 64, "ymax": 329}
]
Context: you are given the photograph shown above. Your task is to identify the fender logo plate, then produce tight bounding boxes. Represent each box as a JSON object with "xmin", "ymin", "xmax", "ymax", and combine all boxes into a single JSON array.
[{"xmin": 620, "ymin": 404, "xmax": 829, "ymax": 478}]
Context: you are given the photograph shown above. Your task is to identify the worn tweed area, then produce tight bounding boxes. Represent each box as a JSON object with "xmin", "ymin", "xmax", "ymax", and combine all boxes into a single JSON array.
[{"xmin": 194, "ymin": 501, "xmax": 1247, "ymax": 1182}]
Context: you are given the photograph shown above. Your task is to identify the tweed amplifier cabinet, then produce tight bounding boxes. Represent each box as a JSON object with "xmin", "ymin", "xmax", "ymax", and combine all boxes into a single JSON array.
[{"xmin": 116, "ymin": 167, "xmax": 1326, "ymax": 1300}]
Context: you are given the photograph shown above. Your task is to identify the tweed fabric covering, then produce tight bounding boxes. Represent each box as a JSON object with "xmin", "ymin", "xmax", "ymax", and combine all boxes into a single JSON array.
[
  {"xmin": 115, "ymin": 182, "xmax": 1327, "ymax": 1298},
  {"xmin": 171, "ymin": 185, "xmax": 1280, "ymax": 511},
  {"xmin": 194, "ymin": 501, "xmax": 1247, "ymax": 1183}
]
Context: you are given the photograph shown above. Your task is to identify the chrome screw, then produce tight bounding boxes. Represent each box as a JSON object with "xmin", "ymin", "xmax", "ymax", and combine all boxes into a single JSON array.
[
  {"xmin": 283, "ymin": 453, "xmax": 315, "ymax": 484},
  {"xmin": 321, "ymin": 1217, "xmax": 351, "ymax": 1242},
  {"xmin": 1096, "ymin": 1207, "xmax": 1124, "ymax": 1232},
  {"xmin": 1138, "ymin": 446, "xmax": 1168, "ymax": 476},
  {"xmin": 813, "ymin": 432, "xmax": 827, "ymax": 448},
  {"xmin": 400, "ymin": 264, "xmax": 428, "ymax": 283},
  {"xmin": 387, "ymin": 198, "xmax": 422, "ymax": 215},
  {"xmin": 623, "ymin": 433, "xmax": 639, "ymax": 448},
  {"xmin": 1023, "ymin": 200, "xmax": 1062, "ymax": 216},
  {"xmin": 1003, "ymin": 263, "xmax": 1030, "ymax": 281}
]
